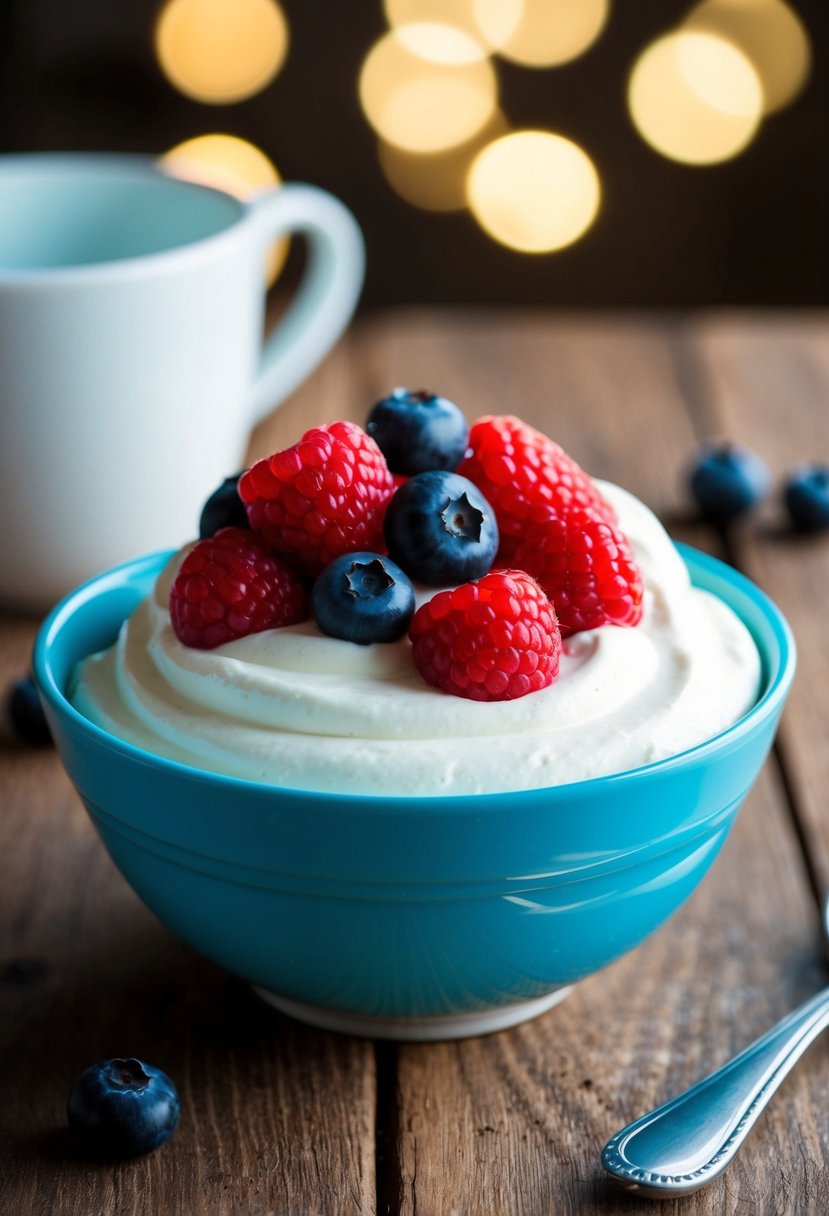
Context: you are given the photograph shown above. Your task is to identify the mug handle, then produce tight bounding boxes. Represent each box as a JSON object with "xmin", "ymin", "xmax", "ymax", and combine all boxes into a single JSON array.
[{"xmin": 244, "ymin": 183, "xmax": 365, "ymax": 425}]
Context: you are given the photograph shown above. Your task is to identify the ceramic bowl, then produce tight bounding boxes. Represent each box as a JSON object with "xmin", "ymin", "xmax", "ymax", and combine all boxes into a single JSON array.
[{"xmin": 33, "ymin": 545, "xmax": 795, "ymax": 1040}]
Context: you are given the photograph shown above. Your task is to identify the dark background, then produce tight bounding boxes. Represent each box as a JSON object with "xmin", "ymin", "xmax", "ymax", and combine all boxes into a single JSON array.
[{"xmin": 1, "ymin": 0, "xmax": 826, "ymax": 309}]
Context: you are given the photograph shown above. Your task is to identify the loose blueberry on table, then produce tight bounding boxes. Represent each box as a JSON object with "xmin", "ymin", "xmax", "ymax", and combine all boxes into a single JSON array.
[
  {"xmin": 198, "ymin": 472, "xmax": 248, "ymax": 538},
  {"xmin": 384, "ymin": 470, "xmax": 499, "ymax": 585},
  {"xmin": 5, "ymin": 675, "xmax": 52, "ymax": 746},
  {"xmin": 783, "ymin": 464, "xmax": 829, "ymax": 532},
  {"xmin": 365, "ymin": 387, "xmax": 469, "ymax": 475},
  {"xmin": 67, "ymin": 1057, "xmax": 180, "ymax": 1158},
  {"xmin": 688, "ymin": 442, "xmax": 771, "ymax": 521}
]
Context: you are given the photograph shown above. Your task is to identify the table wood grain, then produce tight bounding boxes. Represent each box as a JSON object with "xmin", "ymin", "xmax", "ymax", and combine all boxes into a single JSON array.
[{"xmin": 2, "ymin": 311, "xmax": 828, "ymax": 1215}]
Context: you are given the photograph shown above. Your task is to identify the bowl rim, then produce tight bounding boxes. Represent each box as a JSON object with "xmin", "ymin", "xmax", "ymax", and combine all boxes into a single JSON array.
[{"xmin": 33, "ymin": 543, "xmax": 796, "ymax": 811}]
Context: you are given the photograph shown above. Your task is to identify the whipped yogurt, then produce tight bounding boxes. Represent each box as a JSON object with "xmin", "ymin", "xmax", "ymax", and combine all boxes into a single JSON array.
[{"xmin": 70, "ymin": 482, "xmax": 761, "ymax": 796}]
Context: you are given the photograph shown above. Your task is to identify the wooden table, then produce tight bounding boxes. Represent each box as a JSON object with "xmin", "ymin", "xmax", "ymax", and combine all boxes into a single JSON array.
[{"xmin": 2, "ymin": 311, "xmax": 829, "ymax": 1215}]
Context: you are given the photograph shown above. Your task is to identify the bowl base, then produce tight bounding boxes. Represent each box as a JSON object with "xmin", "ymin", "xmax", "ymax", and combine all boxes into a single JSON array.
[{"xmin": 252, "ymin": 985, "xmax": 573, "ymax": 1041}]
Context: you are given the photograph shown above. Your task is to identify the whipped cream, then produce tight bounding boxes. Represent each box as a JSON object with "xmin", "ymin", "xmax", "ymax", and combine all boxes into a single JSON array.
[{"xmin": 70, "ymin": 483, "xmax": 761, "ymax": 796}]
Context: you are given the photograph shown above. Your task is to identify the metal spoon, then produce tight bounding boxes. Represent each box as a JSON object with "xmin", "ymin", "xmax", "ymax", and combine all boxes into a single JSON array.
[{"xmin": 601, "ymin": 893, "xmax": 829, "ymax": 1199}]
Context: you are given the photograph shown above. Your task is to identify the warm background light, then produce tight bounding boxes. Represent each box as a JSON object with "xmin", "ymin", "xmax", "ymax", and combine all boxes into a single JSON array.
[
  {"xmin": 155, "ymin": 0, "xmax": 289, "ymax": 105},
  {"xmin": 393, "ymin": 22, "xmax": 488, "ymax": 65},
  {"xmin": 684, "ymin": 0, "xmax": 811, "ymax": 114},
  {"xmin": 479, "ymin": 0, "xmax": 610, "ymax": 68},
  {"xmin": 466, "ymin": 130, "xmax": 601, "ymax": 253},
  {"xmin": 359, "ymin": 26, "xmax": 497, "ymax": 153},
  {"xmin": 159, "ymin": 134, "xmax": 288, "ymax": 282},
  {"xmin": 628, "ymin": 30, "xmax": 763, "ymax": 165},
  {"xmin": 384, "ymin": 0, "xmax": 523, "ymax": 53},
  {"xmin": 378, "ymin": 112, "xmax": 508, "ymax": 212}
]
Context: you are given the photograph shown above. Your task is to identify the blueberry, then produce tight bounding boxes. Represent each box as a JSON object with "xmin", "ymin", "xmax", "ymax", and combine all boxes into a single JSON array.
[
  {"xmin": 199, "ymin": 473, "xmax": 248, "ymax": 538},
  {"xmin": 366, "ymin": 388, "xmax": 469, "ymax": 475},
  {"xmin": 67, "ymin": 1057, "xmax": 179, "ymax": 1159},
  {"xmin": 784, "ymin": 464, "xmax": 829, "ymax": 532},
  {"xmin": 384, "ymin": 470, "xmax": 499, "ymax": 585},
  {"xmin": 689, "ymin": 443, "xmax": 771, "ymax": 521},
  {"xmin": 311, "ymin": 552, "xmax": 415, "ymax": 644},
  {"xmin": 5, "ymin": 676, "xmax": 52, "ymax": 746}
]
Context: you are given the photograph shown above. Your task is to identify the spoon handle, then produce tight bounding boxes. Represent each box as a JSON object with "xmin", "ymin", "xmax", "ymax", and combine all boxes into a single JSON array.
[{"xmin": 601, "ymin": 984, "xmax": 829, "ymax": 1198}]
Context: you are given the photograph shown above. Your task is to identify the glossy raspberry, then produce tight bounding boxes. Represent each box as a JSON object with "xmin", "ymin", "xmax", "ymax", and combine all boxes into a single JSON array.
[
  {"xmin": 239, "ymin": 421, "xmax": 396, "ymax": 576},
  {"xmin": 169, "ymin": 527, "xmax": 308, "ymax": 649},
  {"xmin": 514, "ymin": 509, "xmax": 644, "ymax": 637},
  {"xmin": 457, "ymin": 415, "xmax": 615, "ymax": 561},
  {"xmin": 409, "ymin": 569, "xmax": 561, "ymax": 702}
]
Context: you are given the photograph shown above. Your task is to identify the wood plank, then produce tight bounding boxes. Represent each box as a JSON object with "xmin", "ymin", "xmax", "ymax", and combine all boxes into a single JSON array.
[
  {"xmin": 352, "ymin": 311, "xmax": 829, "ymax": 1215},
  {"xmin": 689, "ymin": 315, "xmax": 829, "ymax": 896},
  {"xmin": 0, "ymin": 349, "xmax": 378, "ymax": 1214},
  {"xmin": 249, "ymin": 324, "xmax": 362, "ymax": 460}
]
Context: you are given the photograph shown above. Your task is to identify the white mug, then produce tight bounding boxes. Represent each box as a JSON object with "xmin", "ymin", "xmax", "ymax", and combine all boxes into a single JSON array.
[{"xmin": 0, "ymin": 153, "xmax": 364, "ymax": 611}]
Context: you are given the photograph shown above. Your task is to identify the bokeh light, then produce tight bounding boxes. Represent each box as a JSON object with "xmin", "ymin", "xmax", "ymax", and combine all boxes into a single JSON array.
[
  {"xmin": 628, "ymin": 30, "xmax": 763, "ymax": 165},
  {"xmin": 384, "ymin": 0, "xmax": 523, "ymax": 53},
  {"xmin": 477, "ymin": 0, "xmax": 610, "ymax": 68},
  {"xmin": 378, "ymin": 112, "xmax": 508, "ymax": 213},
  {"xmin": 684, "ymin": 0, "xmax": 811, "ymax": 114},
  {"xmin": 466, "ymin": 130, "xmax": 601, "ymax": 253},
  {"xmin": 393, "ymin": 22, "xmax": 488, "ymax": 65},
  {"xmin": 155, "ymin": 0, "xmax": 289, "ymax": 105},
  {"xmin": 359, "ymin": 26, "xmax": 497, "ymax": 153},
  {"xmin": 159, "ymin": 134, "xmax": 288, "ymax": 282}
]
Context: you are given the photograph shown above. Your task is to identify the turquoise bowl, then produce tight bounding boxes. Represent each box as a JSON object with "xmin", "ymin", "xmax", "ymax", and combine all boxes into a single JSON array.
[{"xmin": 34, "ymin": 546, "xmax": 795, "ymax": 1040}]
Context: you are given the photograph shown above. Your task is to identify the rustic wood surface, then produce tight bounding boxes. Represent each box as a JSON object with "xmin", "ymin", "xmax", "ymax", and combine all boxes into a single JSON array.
[{"xmin": 2, "ymin": 311, "xmax": 828, "ymax": 1215}]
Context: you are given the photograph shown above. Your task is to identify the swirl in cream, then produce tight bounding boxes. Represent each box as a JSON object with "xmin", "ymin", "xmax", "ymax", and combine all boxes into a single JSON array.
[{"xmin": 70, "ymin": 483, "xmax": 761, "ymax": 796}]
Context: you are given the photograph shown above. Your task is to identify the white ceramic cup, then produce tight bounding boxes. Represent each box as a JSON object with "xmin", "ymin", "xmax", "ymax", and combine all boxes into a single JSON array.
[{"xmin": 0, "ymin": 153, "xmax": 364, "ymax": 611}]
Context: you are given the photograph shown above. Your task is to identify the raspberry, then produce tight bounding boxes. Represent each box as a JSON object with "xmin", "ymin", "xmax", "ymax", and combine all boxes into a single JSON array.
[
  {"xmin": 514, "ymin": 508, "xmax": 644, "ymax": 637},
  {"xmin": 409, "ymin": 569, "xmax": 561, "ymax": 702},
  {"xmin": 169, "ymin": 527, "xmax": 308, "ymax": 649},
  {"xmin": 239, "ymin": 421, "xmax": 396, "ymax": 576},
  {"xmin": 457, "ymin": 415, "xmax": 614, "ymax": 561}
]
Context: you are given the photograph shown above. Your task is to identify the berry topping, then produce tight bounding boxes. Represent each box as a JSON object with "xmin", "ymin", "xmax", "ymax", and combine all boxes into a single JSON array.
[
  {"xmin": 239, "ymin": 421, "xmax": 396, "ymax": 576},
  {"xmin": 169, "ymin": 527, "xmax": 308, "ymax": 649},
  {"xmin": 458, "ymin": 414, "xmax": 615, "ymax": 561},
  {"xmin": 384, "ymin": 470, "xmax": 499, "ymax": 585},
  {"xmin": 688, "ymin": 442, "xmax": 770, "ymax": 521},
  {"xmin": 783, "ymin": 464, "xmax": 829, "ymax": 532},
  {"xmin": 366, "ymin": 388, "xmax": 469, "ymax": 475},
  {"xmin": 67, "ymin": 1057, "xmax": 179, "ymax": 1159},
  {"xmin": 4, "ymin": 675, "xmax": 52, "ymax": 746},
  {"xmin": 311, "ymin": 552, "xmax": 415, "ymax": 644},
  {"xmin": 409, "ymin": 569, "xmax": 561, "ymax": 701},
  {"xmin": 199, "ymin": 472, "xmax": 248, "ymax": 538},
  {"xmin": 514, "ymin": 508, "xmax": 644, "ymax": 637}
]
